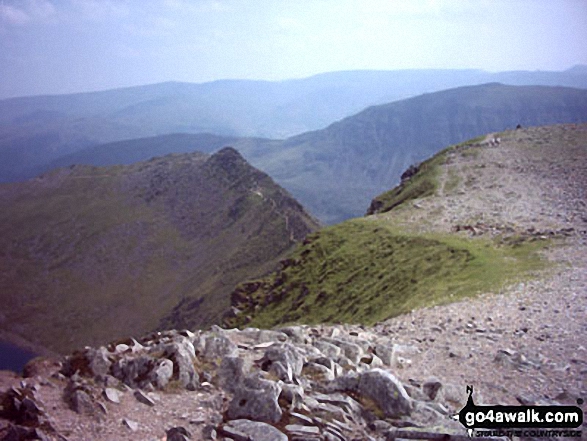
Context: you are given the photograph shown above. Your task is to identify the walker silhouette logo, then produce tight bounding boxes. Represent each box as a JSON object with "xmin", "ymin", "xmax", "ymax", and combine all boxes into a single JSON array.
[{"xmin": 454, "ymin": 386, "xmax": 583, "ymax": 437}]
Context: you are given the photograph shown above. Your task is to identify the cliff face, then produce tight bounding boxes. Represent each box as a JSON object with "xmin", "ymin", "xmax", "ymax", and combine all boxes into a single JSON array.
[{"xmin": 0, "ymin": 147, "xmax": 319, "ymax": 353}]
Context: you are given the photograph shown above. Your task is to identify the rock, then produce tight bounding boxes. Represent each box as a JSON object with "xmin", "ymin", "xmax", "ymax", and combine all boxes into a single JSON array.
[
  {"xmin": 202, "ymin": 334, "xmax": 238, "ymax": 361},
  {"xmin": 152, "ymin": 358, "xmax": 174, "ymax": 389},
  {"xmin": 374, "ymin": 344, "xmax": 394, "ymax": 366},
  {"xmin": 87, "ymin": 347, "xmax": 113, "ymax": 377},
  {"xmin": 260, "ymin": 343, "xmax": 304, "ymax": 381},
  {"xmin": 64, "ymin": 383, "xmax": 96, "ymax": 416},
  {"xmin": 160, "ymin": 339, "xmax": 199, "ymax": 390},
  {"xmin": 278, "ymin": 326, "xmax": 307, "ymax": 344},
  {"xmin": 280, "ymin": 383, "xmax": 304, "ymax": 408},
  {"xmin": 358, "ymin": 354, "xmax": 381, "ymax": 369},
  {"xmin": 103, "ymin": 387, "xmax": 120, "ymax": 404},
  {"xmin": 422, "ymin": 377, "xmax": 442, "ymax": 400},
  {"xmin": 257, "ymin": 329, "xmax": 289, "ymax": 343},
  {"xmin": 302, "ymin": 362, "xmax": 335, "ymax": 382},
  {"xmin": 324, "ymin": 339, "xmax": 363, "ymax": 364},
  {"xmin": 166, "ymin": 426, "xmax": 192, "ymax": 441},
  {"xmin": 358, "ymin": 369, "xmax": 412, "ymax": 418},
  {"xmin": 111, "ymin": 355, "xmax": 158, "ymax": 389},
  {"xmin": 286, "ymin": 424, "xmax": 321, "ymax": 436},
  {"xmin": 220, "ymin": 419, "xmax": 288, "ymax": 441},
  {"xmin": 217, "ymin": 356, "xmax": 246, "ymax": 393},
  {"xmin": 313, "ymin": 340, "xmax": 342, "ymax": 358},
  {"xmin": 134, "ymin": 389, "xmax": 156, "ymax": 406},
  {"xmin": 122, "ymin": 418, "xmax": 138, "ymax": 431},
  {"xmin": 62, "ymin": 346, "xmax": 112, "ymax": 377},
  {"xmin": 227, "ymin": 376, "xmax": 283, "ymax": 423},
  {"xmin": 328, "ymin": 372, "xmax": 360, "ymax": 393}
]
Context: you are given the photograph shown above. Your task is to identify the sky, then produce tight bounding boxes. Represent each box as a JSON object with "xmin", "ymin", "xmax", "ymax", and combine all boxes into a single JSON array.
[{"xmin": 0, "ymin": 0, "xmax": 586, "ymax": 98}]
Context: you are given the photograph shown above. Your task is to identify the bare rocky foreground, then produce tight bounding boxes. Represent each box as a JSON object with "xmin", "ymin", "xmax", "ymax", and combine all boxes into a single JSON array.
[{"xmin": 1, "ymin": 124, "xmax": 586, "ymax": 440}]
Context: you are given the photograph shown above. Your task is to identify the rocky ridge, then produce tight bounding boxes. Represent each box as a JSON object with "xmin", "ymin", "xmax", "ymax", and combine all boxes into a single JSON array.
[{"xmin": 1, "ymin": 324, "xmax": 472, "ymax": 440}]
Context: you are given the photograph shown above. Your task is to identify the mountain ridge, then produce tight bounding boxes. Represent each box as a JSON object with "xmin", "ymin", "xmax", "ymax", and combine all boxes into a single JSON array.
[
  {"xmin": 0, "ymin": 148, "xmax": 319, "ymax": 354},
  {"xmin": 225, "ymin": 123, "xmax": 587, "ymax": 329},
  {"xmin": 16, "ymin": 83, "xmax": 587, "ymax": 225},
  {"xmin": 2, "ymin": 66, "xmax": 587, "ymax": 185}
]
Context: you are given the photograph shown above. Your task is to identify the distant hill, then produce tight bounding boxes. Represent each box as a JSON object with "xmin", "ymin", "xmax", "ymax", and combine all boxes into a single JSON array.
[
  {"xmin": 26, "ymin": 83, "xmax": 587, "ymax": 224},
  {"xmin": 0, "ymin": 149, "xmax": 319, "ymax": 353},
  {"xmin": 257, "ymin": 83, "xmax": 587, "ymax": 223},
  {"xmin": 2, "ymin": 67, "xmax": 587, "ymax": 184}
]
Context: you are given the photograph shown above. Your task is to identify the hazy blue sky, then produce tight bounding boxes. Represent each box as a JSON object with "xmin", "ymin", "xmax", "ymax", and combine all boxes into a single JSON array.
[{"xmin": 1, "ymin": 0, "xmax": 586, "ymax": 98}]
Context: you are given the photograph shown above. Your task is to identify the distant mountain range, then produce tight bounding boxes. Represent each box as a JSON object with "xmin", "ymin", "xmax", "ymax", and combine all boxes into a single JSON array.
[
  {"xmin": 2, "ymin": 66, "xmax": 587, "ymax": 183},
  {"xmin": 23, "ymin": 83, "xmax": 587, "ymax": 224},
  {"xmin": 0, "ymin": 149, "xmax": 319, "ymax": 353}
]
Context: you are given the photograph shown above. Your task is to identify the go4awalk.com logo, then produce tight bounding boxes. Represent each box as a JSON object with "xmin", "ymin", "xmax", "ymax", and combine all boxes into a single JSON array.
[{"xmin": 454, "ymin": 386, "xmax": 584, "ymax": 438}]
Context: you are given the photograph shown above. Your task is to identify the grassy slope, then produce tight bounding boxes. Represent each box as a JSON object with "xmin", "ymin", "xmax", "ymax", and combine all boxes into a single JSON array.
[{"xmin": 225, "ymin": 132, "xmax": 551, "ymax": 329}]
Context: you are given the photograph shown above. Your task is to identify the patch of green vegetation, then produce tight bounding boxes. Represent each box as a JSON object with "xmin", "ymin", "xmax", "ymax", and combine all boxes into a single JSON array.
[
  {"xmin": 228, "ymin": 218, "xmax": 547, "ymax": 329},
  {"xmin": 461, "ymin": 148, "xmax": 481, "ymax": 159},
  {"xmin": 368, "ymin": 153, "xmax": 447, "ymax": 214}
]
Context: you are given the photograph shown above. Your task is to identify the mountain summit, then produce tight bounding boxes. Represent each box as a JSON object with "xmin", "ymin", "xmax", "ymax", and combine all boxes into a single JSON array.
[{"xmin": 0, "ymin": 148, "xmax": 319, "ymax": 353}]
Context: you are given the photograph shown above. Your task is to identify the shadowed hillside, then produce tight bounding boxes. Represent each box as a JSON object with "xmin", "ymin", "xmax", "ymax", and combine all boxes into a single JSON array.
[{"xmin": 0, "ymin": 148, "xmax": 319, "ymax": 353}]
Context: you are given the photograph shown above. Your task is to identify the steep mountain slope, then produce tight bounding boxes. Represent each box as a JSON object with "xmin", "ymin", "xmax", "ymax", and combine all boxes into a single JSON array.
[
  {"xmin": 26, "ymin": 84, "xmax": 587, "ymax": 225},
  {"xmin": 225, "ymin": 123, "xmax": 587, "ymax": 330},
  {"xmin": 0, "ymin": 148, "xmax": 319, "ymax": 353},
  {"xmin": 255, "ymin": 83, "xmax": 587, "ymax": 223},
  {"xmin": 2, "ymin": 67, "xmax": 587, "ymax": 184}
]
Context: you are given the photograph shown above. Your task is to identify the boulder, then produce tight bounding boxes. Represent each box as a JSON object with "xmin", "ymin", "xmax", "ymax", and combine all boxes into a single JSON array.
[
  {"xmin": 325, "ymin": 339, "xmax": 363, "ymax": 364},
  {"xmin": 422, "ymin": 377, "xmax": 443, "ymax": 400},
  {"xmin": 217, "ymin": 356, "xmax": 246, "ymax": 393},
  {"xmin": 202, "ymin": 334, "xmax": 238, "ymax": 361},
  {"xmin": 66, "ymin": 387, "xmax": 96, "ymax": 416},
  {"xmin": 152, "ymin": 359, "xmax": 174, "ymax": 389},
  {"xmin": 166, "ymin": 426, "xmax": 191, "ymax": 441},
  {"xmin": 302, "ymin": 362, "xmax": 335, "ymax": 382},
  {"xmin": 357, "ymin": 369, "xmax": 412, "ymax": 418},
  {"xmin": 260, "ymin": 343, "xmax": 304, "ymax": 381},
  {"xmin": 278, "ymin": 326, "xmax": 307, "ymax": 344},
  {"xmin": 313, "ymin": 340, "xmax": 342, "ymax": 358},
  {"xmin": 227, "ymin": 376, "xmax": 283, "ymax": 424},
  {"xmin": 159, "ymin": 339, "xmax": 199, "ymax": 390},
  {"xmin": 61, "ymin": 346, "xmax": 112, "ymax": 377},
  {"xmin": 221, "ymin": 419, "xmax": 288, "ymax": 441},
  {"xmin": 111, "ymin": 356, "xmax": 158, "ymax": 389}
]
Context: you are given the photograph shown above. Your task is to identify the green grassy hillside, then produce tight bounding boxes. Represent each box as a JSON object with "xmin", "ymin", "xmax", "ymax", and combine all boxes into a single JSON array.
[{"xmin": 225, "ymin": 218, "xmax": 546, "ymax": 328}]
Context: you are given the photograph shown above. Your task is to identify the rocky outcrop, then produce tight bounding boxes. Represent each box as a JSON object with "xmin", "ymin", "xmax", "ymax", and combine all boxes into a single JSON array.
[{"xmin": 1, "ymin": 324, "xmax": 468, "ymax": 440}]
